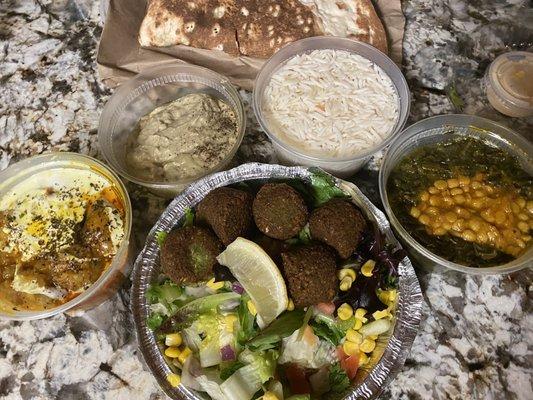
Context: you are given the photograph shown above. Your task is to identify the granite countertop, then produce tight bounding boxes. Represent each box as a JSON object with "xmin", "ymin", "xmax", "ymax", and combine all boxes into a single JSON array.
[{"xmin": 0, "ymin": 0, "xmax": 532, "ymax": 399}]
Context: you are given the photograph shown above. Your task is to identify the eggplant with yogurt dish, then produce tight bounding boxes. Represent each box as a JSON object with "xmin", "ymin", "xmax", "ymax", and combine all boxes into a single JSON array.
[
  {"xmin": 0, "ymin": 168, "xmax": 126, "ymax": 313},
  {"xmin": 147, "ymin": 172, "xmax": 404, "ymax": 399},
  {"xmin": 387, "ymin": 136, "xmax": 532, "ymax": 268}
]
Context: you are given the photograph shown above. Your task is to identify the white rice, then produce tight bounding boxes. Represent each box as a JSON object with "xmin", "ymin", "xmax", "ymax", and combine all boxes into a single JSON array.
[{"xmin": 262, "ymin": 49, "xmax": 399, "ymax": 158}]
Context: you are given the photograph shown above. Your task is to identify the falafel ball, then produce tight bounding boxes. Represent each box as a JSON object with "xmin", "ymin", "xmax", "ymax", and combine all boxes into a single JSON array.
[
  {"xmin": 309, "ymin": 198, "xmax": 366, "ymax": 259},
  {"xmin": 161, "ymin": 225, "xmax": 223, "ymax": 284},
  {"xmin": 253, "ymin": 183, "xmax": 308, "ymax": 240},
  {"xmin": 196, "ymin": 187, "xmax": 253, "ymax": 245},
  {"xmin": 280, "ymin": 244, "xmax": 337, "ymax": 308}
]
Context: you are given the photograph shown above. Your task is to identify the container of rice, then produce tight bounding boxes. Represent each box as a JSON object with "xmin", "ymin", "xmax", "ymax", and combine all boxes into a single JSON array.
[{"xmin": 252, "ymin": 37, "xmax": 410, "ymax": 177}]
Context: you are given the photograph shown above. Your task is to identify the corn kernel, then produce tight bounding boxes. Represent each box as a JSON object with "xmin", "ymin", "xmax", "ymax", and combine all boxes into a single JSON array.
[
  {"xmin": 337, "ymin": 303, "xmax": 353, "ymax": 320},
  {"xmin": 373, "ymin": 309, "xmax": 390, "ymax": 320},
  {"xmin": 353, "ymin": 319, "xmax": 363, "ymax": 330},
  {"xmin": 164, "ymin": 346, "xmax": 182, "ymax": 358},
  {"xmin": 343, "ymin": 340, "xmax": 360, "ymax": 356},
  {"xmin": 225, "ymin": 314, "xmax": 238, "ymax": 333},
  {"xmin": 361, "ymin": 260, "xmax": 376, "ymax": 277},
  {"xmin": 338, "ymin": 268, "xmax": 356, "ymax": 281},
  {"xmin": 369, "ymin": 335, "xmax": 378, "ymax": 340},
  {"xmin": 360, "ymin": 338, "xmax": 376, "ymax": 353},
  {"xmin": 346, "ymin": 329, "xmax": 363, "ymax": 344},
  {"xmin": 166, "ymin": 373, "xmax": 181, "ymax": 387},
  {"xmin": 287, "ymin": 298, "xmax": 295, "ymax": 311},
  {"xmin": 354, "ymin": 308, "xmax": 367, "ymax": 320},
  {"xmin": 178, "ymin": 347, "xmax": 192, "ymax": 364},
  {"xmin": 262, "ymin": 392, "xmax": 280, "ymax": 400},
  {"xmin": 247, "ymin": 300, "xmax": 257, "ymax": 316},
  {"xmin": 339, "ymin": 276, "xmax": 353, "ymax": 291},
  {"xmin": 206, "ymin": 278, "xmax": 225, "ymax": 291},
  {"xmin": 165, "ymin": 333, "xmax": 183, "ymax": 347},
  {"xmin": 359, "ymin": 352, "xmax": 369, "ymax": 366}
]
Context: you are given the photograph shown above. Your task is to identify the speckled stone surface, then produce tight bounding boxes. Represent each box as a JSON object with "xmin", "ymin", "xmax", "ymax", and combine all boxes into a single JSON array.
[{"xmin": 0, "ymin": 0, "xmax": 532, "ymax": 399}]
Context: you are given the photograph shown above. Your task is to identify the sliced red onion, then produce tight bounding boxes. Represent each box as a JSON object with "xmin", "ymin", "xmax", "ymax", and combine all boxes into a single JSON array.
[
  {"xmin": 232, "ymin": 282, "xmax": 244, "ymax": 294},
  {"xmin": 220, "ymin": 345, "xmax": 236, "ymax": 361}
]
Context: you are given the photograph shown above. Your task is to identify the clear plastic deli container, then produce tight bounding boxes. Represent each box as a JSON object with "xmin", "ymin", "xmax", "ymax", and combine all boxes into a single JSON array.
[
  {"xmin": 253, "ymin": 36, "xmax": 410, "ymax": 178},
  {"xmin": 99, "ymin": 63, "xmax": 246, "ymax": 197},
  {"xmin": 0, "ymin": 152, "xmax": 133, "ymax": 320},
  {"xmin": 379, "ymin": 115, "xmax": 533, "ymax": 275}
]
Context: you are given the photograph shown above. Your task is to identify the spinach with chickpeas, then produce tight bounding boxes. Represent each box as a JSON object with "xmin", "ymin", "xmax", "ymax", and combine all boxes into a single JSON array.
[{"xmin": 388, "ymin": 136, "xmax": 533, "ymax": 267}]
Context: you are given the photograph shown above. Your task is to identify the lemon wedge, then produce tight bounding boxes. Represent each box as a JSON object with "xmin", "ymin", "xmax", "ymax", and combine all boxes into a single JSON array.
[{"xmin": 216, "ymin": 237, "xmax": 288, "ymax": 328}]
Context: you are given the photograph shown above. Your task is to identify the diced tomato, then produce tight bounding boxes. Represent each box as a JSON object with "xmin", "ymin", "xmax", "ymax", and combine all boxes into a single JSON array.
[
  {"xmin": 340, "ymin": 354, "xmax": 360, "ymax": 380},
  {"xmin": 285, "ymin": 364, "xmax": 311, "ymax": 394},
  {"xmin": 337, "ymin": 346, "xmax": 348, "ymax": 362},
  {"xmin": 316, "ymin": 302, "xmax": 336, "ymax": 315}
]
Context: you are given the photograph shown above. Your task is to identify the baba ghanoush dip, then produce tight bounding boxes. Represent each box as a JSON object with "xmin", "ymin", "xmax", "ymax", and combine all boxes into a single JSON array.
[
  {"xmin": 126, "ymin": 93, "xmax": 239, "ymax": 182},
  {"xmin": 0, "ymin": 168, "xmax": 126, "ymax": 313}
]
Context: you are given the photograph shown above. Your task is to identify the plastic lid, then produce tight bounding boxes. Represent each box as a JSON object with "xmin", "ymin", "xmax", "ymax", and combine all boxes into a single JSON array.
[{"xmin": 487, "ymin": 51, "xmax": 533, "ymax": 113}]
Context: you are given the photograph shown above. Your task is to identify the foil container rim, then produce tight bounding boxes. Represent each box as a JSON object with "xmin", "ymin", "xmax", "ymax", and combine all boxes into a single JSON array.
[{"xmin": 131, "ymin": 163, "xmax": 423, "ymax": 400}]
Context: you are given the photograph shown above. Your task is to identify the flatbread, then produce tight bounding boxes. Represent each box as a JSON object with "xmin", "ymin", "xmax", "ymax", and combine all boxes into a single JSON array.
[{"xmin": 139, "ymin": 0, "xmax": 388, "ymax": 57}]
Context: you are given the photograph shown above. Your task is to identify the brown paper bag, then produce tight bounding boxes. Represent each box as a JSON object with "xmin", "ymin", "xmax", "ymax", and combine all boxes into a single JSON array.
[{"xmin": 97, "ymin": 0, "xmax": 405, "ymax": 90}]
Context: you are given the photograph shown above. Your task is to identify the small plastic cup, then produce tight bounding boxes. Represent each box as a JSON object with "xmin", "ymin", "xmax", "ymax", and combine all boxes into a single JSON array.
[{"xmin": 485, "ymin": 51, "xmax": 533, "ymax": 118}]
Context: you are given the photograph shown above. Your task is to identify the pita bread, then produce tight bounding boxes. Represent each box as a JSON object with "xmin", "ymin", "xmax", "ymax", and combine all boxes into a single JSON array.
[{"xmin": 139, "ymin": 0, "xmax": 388, "ymax": 57}]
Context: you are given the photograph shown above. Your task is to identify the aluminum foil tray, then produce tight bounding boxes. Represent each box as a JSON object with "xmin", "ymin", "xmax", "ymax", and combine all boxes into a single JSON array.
[{"xmin": 131, "ymin": 163, "xmax": 423, "ymax": 400}]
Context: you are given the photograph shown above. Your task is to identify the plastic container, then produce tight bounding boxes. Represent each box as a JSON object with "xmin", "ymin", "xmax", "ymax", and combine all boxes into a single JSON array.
[
  {"xmin": 485, "ymin": 51, "xmax": 533, "ymax": 117},
  {"xmin": 98, "ymin": 63, "xmax": 246, "ymax": 197},
  {"xmin": 379, "ymin": 114, "xmax": 533, "ymax": 275},
  {"xmin": 0, "ymin": 152, "xmax": 133, "ymax": 320},
  {"xmin": 253, "ymin": 36, "xmax": 410, "ymax": 178}
]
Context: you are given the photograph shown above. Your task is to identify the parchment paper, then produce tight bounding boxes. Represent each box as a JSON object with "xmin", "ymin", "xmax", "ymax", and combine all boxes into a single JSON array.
[{"xmin": 97, "ymin": 0, "xmax": 405, "ymax": 90}]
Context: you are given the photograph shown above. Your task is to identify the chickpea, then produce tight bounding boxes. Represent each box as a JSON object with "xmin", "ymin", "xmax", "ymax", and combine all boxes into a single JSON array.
[
  {"xmin": 511, "ymin": 202, "xmax": 521, "ymax": 214},
  {"xmin": 455, "ymin": 207, "xmax": 471, "ymax": 218},
  {"xmin": 483, "ymin": 185, "xmax": 495, "ymax": 195},
  {"xmin": 445, "ymin": 212, "xmax": 458, "ymax": 223},
  {"xmin": 418, "ymin": 214, "xmax": 430, "ymax": 225},
  {"xmin": 420, "ymin": 191, "xmax": 430, "ymax": 202},
  {"xmin": 518, "ymin": 213, "xmax": 528, "ymax": 221},
  {"xmin": 426, "ymin": 207, "xmax": 439, "ymax": 216},
  {"xmin": 410, "ymin": 207, "xmax": 421, "ymax": 218},
  {"xmin": 522, "ymin": 235, "xmax": 532, "ymax": 243},
  {"xmin": 462, "ymin": 230, "xmax": 476, "ymax": 242},
  {"xmin": 477, "ymin": 232, "xmax": 488, "ymax": 243},
  {"xmin": 516, "ymin": 239, "xmax": 526, "ymax": 248},
  {"xmin": 419, "ymin": 202, "xmax": 428, "ymax": 211},
  {"xmin": 526, "ymin": 200, "xmax": 533, "ymax": 214},
  {"xmin": 516, "ymin": 198, "xmax": 526, "ymax": 209},
  {"xmin": 435, "ymin": 180, "xmax": 448, "ymax": 190},
  {"xmin": 458, "ymin": 176, "xmax": 471, "ymax": 187},
  {"xmin": 474, "ymin": 190, "xmax": 486, "ymax": 198},
  {"xmin": 471, "ymin": 181, "xmax": 482, "ymax": 190},
  {"xmin": 447, "ymin": 179, "xmax": 460, "ymax": 189},
  {"xmin": 462, "ymin": 186, "xmax": 471, "ymax": 192},
  {"xmin": 470, "ymin": 198, "xmax": 485, "ymax": 210},
  {"xmin": 433, "ymin": 227, "xmax": 447, "ymax": 236},
  {"xmin": 468, "ymin": 218, "xmax": 482, "ymax": 232},
  {"xmin": 481, "ymin": 209, "xmax": 495, "ymax": 223},
  {"xmin": 518, "ymin": 221, "xmax": 530, "ymax": 233},
  {"xmin": 452, "ymin": 219, "xmax": 465, "ymax": 232},
  {"xmin": 442, "ymin": 222, "xmax": 452, "ymax": 230},
  {"xmin": 429, "ymin": 196, "xmax": 441, "ymax": 206},
  {"xmin": 494, "ymin": 211, "xmax": 506, "ymax": 225},
  {"xmin": 442, "ymin": 196, "xmax": 454, "ymax": 206},
  {"xmin": 450, "ymin": 188, "xmax": 464, "ymax": 196},
  {"xmin": 428, "ymin": 186, "xmax": 439, "ymax": 194},
  {"xmin": 454, "ymin": 195, "xmax": 466, "ymax": 204}
]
